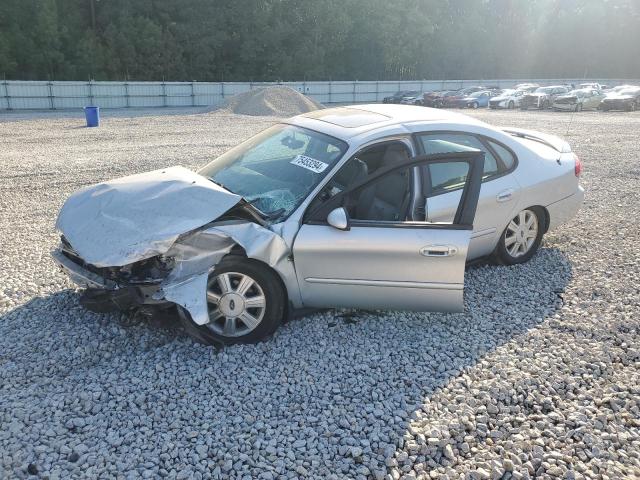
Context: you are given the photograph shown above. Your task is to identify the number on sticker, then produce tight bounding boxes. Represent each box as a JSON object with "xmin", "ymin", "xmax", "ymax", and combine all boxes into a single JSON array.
[{"xmin": 290, "ymin": 155, "xmax": 329, "ymax": 173}]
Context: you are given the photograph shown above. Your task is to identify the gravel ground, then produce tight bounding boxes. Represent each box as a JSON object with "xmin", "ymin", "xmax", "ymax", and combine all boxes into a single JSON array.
[{"xmin": 0, "ymin": 108, "xmax": 639, "ymax": 479}]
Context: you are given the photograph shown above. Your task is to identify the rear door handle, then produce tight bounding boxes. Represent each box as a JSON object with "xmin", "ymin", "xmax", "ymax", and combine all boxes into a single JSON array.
[
  {"xmin": 496, "ymin": 189, "xmax": 514, "ymax": 202},
  {"xmin": 420, "ymin": 245, "xmax": 458, "ymax": 257}
]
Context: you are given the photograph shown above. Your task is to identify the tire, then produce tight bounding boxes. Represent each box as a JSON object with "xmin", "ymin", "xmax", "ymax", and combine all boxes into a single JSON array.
[
  {"xmin": 508, "ymin": 100, "xmax": 515, "ymax": 109},
  {"xmin": 178, "ymin": 256, "xmax": 285, "ymax": 345},
  {"xmin": 494, "ymin": 208, "xmax": 545, "ymax": 265},
  {"xmin": 540, "ymin": 99, "xmax": 549, "ymax": 110},
  {"xmin": 629, "ymin": 102, "xmax": 637, "ymax": 112},
  {"xmin": 575, "ymin": 103, "xmax": 583, "ymax": 112},
  {"xmin": 471, "ymin": 102, "xmax": 479, "ymax": 109}
]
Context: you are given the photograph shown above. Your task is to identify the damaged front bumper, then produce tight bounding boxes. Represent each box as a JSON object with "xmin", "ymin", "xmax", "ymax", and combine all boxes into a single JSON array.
[{"xmin": 51, "ymin": 248, "xmax": 167, "ymax": 311}]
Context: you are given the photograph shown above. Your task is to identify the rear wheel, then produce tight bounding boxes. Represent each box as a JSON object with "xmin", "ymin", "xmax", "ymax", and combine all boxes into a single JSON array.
[
  {"xmin": 494, "ymin": 208, "xmax": 544, "ymax": 265},
  {"xmin": 629, "ymin": 102, "xmax": 637, "ymax": 112},
  {"xmin": 178, "ymin": 257, "xmax": 285, "ymax": 345},
  {"xmin": 471, "ymin": 102, "xmax": 479, "ymax": 109}
]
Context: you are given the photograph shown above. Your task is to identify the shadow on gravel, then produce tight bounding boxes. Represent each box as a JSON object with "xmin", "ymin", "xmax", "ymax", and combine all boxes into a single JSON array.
[{"xmin": 0, "ymin": 247, "xmax": 572, "ymax": 478}]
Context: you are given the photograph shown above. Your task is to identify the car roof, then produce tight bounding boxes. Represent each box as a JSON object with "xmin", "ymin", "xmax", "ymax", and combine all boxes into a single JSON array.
[{"xmin": 287, "ymin": 104, "xmax": 484, "ymax": 141}]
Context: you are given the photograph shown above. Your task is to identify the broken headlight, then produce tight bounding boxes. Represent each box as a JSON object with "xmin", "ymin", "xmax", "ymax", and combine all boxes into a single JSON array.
[{"xmin": 113, "ymin": 255, "xmax": 175, "ymax": 285}]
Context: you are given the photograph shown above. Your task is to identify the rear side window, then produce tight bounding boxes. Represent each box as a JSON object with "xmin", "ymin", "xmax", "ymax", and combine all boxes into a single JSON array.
[
  {"xmin": 419, "ymin": 133, "xmax": 499, "ymax": 178},
  {"xmin": 417, "ymin": 132, "xmax": 517, "ymax": 197},
  {"xmin": 487, "ymin": 140, "xmax": 516, "ymax": 169}
]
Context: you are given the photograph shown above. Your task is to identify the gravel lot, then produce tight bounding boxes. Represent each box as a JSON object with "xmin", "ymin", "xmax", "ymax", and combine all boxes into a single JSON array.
[{"xmin": 1, "ymin": 107, "xmax": 639, "ymax": 479}]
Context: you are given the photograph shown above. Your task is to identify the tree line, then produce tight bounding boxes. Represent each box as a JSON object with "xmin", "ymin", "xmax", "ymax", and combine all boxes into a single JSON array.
[{"xmin": 1, "ymin": 0, "xmax": 639, "ymax": 82}]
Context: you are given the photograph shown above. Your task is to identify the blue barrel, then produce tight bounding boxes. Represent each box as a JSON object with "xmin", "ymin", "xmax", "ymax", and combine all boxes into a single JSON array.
[{"xmin": 84, "ymin": 106, "xmax": 100, "ymax": 127}]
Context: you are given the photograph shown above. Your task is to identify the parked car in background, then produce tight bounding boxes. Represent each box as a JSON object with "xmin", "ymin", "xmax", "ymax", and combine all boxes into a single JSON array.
[
  {"xmin": 455, "ymin": 90, "xmax": 496, "ymax": 109},
  {"xmin": 52, "ymin": 104, "xmax": 583, "ymax": 345},
  {"xmin": 553, "ymin": 89, "xmax": 605, "ymax": 111},
  {"xmin": 422, "ymin": 90, "xmax": 449, "ymax": 108},
  {"xmin": 520, "ymin": 86, "xmax": 569, "ymax": 110},
  {"xmin": 514, "ymin": 83, "xmax": 539, "ymax": 92},
  {"xmin": 489, "ymin": 89, "xmax": 526, "ymax": 109},
  {"xmin": 441, "ymin": 87, "xmax": 488, "ymax": 108},
  {"xmin": 400, "ymin": 92, "xmax": 425, "ymax": 105},
  {"xmin": 599, "ymin": 86, "xmax": 640, "ymax": 111},
  {"xmin": 578, "ymin": 83, "xmax": 602, "ymax": 92},
  {"xmin": 383, "ymin": 90, "xmax": 420, "ymax": 104}
]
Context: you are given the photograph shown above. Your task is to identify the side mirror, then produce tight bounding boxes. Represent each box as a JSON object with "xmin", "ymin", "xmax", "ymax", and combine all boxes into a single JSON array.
[{"xmin": 327, "ymin": 207, "xmax": 350, "ymax": 231}]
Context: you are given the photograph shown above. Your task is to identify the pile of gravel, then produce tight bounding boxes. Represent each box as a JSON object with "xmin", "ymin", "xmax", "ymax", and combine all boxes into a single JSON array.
[
  {"xmin": 218, "ymin": 86, "xmax": 323, "ymax": 117},
  {"xmin": 0, "ymin": 108, "xmax": 639, "ymax": 479}
]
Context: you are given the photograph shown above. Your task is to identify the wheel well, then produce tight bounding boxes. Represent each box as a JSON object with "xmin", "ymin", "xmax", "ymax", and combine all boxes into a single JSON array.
[{"xmin": 529, "ymin": 205, "xmax": 550, "ymax": 233}]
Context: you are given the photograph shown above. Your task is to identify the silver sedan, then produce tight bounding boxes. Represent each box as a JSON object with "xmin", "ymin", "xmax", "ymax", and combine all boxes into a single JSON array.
[{"xmin": 53, "ymin": 104, "xmax": 584, "ymax": 344}]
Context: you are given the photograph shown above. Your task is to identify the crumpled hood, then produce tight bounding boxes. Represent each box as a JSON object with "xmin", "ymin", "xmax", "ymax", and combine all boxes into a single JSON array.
[{"xmin": 56, "ymin": 166, "xmax": 242, "ymax": 267}]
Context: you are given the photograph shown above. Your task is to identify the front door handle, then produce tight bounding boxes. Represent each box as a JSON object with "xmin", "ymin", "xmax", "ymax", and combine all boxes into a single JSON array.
[
  {"xmin": 420, "ymin": 245, "xmax": 458, "ymax": 257},
  {"xmin": 496, "ymin": 189, "xmax": 514, "ymax": 203}
]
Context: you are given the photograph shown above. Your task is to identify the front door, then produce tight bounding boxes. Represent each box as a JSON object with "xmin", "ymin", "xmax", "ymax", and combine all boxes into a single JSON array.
[{"xmin": 292, "ymin": 151, "xmax": 484, "ymax": 312}]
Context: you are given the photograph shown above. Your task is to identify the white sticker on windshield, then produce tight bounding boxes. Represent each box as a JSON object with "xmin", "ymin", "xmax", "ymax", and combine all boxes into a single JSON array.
[{"xmin": 290, "ymin": 155, "xmax": 329, "ymax": 173}]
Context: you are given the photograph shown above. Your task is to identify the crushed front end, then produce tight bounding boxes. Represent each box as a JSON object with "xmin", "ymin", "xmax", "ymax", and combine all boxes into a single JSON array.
[{"xmin": 52, "ymin": 236, "xmax": 175, "ymax": 313}]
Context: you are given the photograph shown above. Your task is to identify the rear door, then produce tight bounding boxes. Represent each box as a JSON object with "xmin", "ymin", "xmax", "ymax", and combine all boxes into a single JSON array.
[
  {"xmin": 415, "ymin": 132, "xmax": 521, "ymax": 259},
  {"xmin": 292, "ymin": 151, "xmax": 484, "ymax": 312}
]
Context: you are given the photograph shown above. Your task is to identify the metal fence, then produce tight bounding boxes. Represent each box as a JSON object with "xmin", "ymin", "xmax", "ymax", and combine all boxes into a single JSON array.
[{"xmin": 1, "ymin": 78, "xmax": 637, "ymax": 110}]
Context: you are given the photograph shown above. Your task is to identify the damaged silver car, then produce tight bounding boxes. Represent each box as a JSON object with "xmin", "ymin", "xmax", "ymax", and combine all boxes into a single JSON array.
[{"xmin": 54, "ymin": 105, "xmax": 553, "ymax": 344}]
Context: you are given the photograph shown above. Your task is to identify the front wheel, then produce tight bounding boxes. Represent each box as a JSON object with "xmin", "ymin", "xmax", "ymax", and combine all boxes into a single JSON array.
[
  {"xmin": 178, "ymin": 257, "xmax": 285, "ymax": 345},
  {"xmin": 471, "ymin": 102, "xmax": 479, "ymax": 109},
  {"xmin": 508, "ymin": 100, "xmax": 515, "ymax": 109},
  {"xmin": 629, "ymin": 102, "xmax": 637, "ymax": 112},
  {"xmin": 494, "ymin": 208, "xmax": 545, "ymax": 265},
  {"xmin": 575, "ymin": 103, "xmax": 583, "ymax": 112}
]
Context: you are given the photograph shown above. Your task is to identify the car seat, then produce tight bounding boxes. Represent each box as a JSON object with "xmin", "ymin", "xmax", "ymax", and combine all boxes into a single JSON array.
[{"xmin": 355, "ymin": 145, "xmax": 410, "ymax": 221}]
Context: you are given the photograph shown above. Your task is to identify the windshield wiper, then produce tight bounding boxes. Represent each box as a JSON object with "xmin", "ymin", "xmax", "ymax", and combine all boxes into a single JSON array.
[
  {"xmin": 207, "ymin": 178, "xmax": 236, "ymax": 194},
  {"xmin": 246, "ymin": 199, "xmax": 286, "ymax": 222}
]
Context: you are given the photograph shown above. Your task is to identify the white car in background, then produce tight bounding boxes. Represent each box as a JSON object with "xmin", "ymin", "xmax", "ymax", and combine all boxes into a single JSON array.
[
  {"xmin": 513, "ymin": 83, "xmax": 539, "ymax": 91},
  {"xmin": 489, "ymin": 89, "xmax": 526, "ymax": 109},
  {"xmin": 53, "ymin": 104, "xmax": 584, "ymax": 344}
]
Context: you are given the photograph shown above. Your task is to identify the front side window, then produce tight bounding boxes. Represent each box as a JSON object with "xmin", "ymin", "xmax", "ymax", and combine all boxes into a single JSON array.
[
  {"xmin": 199, "ymin": 124, "xmax": 348, "ymax": 222},
  {"xmin": 307, "ymin": 141, "xmax": 412, "ymax": 218},
  {"xmin": 429, "ymin": 161, "xmax": 470, "ymax": 195}
]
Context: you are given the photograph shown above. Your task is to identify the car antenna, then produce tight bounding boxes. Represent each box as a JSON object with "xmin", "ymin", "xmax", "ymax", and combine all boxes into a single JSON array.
[{"xmin": 565, "ymin": 66, "xmax": 589, "ymax": 137}]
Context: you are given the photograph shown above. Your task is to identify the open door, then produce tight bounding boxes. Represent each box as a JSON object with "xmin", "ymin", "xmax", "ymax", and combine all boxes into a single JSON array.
[{"xmin": 292, "ymin": 151, "xmax": 485, "ymax": 312}]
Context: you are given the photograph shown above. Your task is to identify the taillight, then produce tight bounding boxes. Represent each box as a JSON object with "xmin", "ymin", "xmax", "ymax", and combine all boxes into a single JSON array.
[{"xmin": 574, "ymin": 154, "xmax": 582, "ymax": 177}]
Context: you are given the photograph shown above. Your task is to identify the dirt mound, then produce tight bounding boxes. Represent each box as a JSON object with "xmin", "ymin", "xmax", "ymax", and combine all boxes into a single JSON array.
[{"xmin": 218, "ymin": 86, "xmax": 323, "ymax": 117}]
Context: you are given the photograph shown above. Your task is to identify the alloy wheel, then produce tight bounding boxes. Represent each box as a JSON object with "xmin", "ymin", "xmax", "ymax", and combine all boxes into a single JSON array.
[
  {"xmin": 205, "ymin": 271, "xmax": 266, "ymax": 337},
  {"xmin": 504, "ymin": 210, "xmax": 539, "ymax": 258}
]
